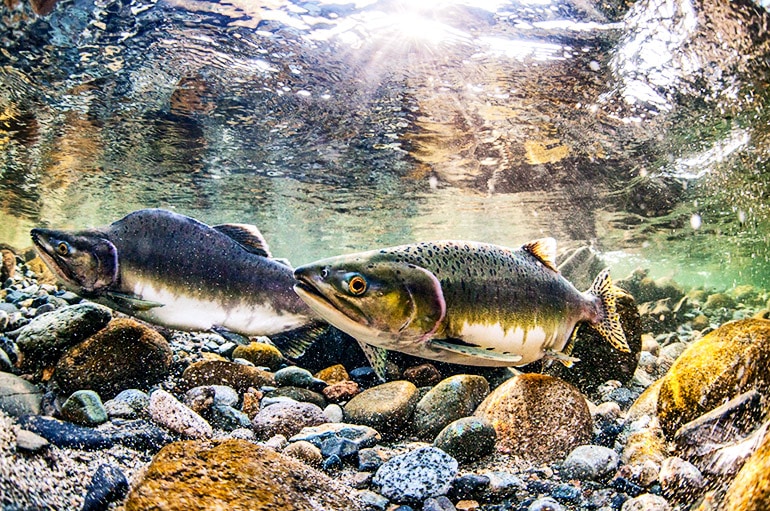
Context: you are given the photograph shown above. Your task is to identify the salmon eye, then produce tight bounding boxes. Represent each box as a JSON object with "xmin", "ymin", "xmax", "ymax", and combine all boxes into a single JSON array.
[
  {"xmin": 56, "ymin": 242, "xmax": 70, "ymax": 256},
  {"xmin": 348, "ymin": 275, "xmax": 367, "ymax": 296}
]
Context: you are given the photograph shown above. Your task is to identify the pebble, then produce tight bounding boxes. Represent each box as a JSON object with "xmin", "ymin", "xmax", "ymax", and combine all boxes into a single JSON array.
[
  {"xmin": 358, "ymin": 447, "xmax": 388, "ymax": 471},
  {"xmin": 373, "ymin": 446, "xmax": 458, "ymax": 503},
  {"xmin": 423, "ymin": 495, "xmax": 456, "ymax": 511},
  {"xmin": 180, "ymin": 359, "xmax": 274, "ymax": 393},
  {"xmin": 0, "ymin": 371, "xmax": 42, "ymax": 417},
  {"xmin": 267, "ymin": 385, "xmax": 327, "ymax": 408},
  {"xmin": 357, "ymin": 489, "xmax": 389, "ymax": 511},
  {"xmin": 251, "ymin": 399, "xmax": 328, "ymax": 439},
  {"xmin": 148, "ymin": 389, "xmax": 213, "ymax": 439},
  {"xmin": 561, "ymin": 444, "xmax": 620, "ymax": 481},
  {"xmin": 620, "ymin": 493, "xmax": 670, "ymax": 511},
  {"xmin": 344, "ymin": 380, "xmax": 419, "ymax": 438},
  {"xmin": 274, "ymin": 365, "xmax": 328, "ymax": 390},
  {"xmin": 230, "ymin": 341, "xmax": 285, "ymax": 369},
  {"xmin": 289, "ymin": 422, "xmax": 381, "ymax": 449},
  {"xmin": 323, "ymin": 403, "xmax": 344, "ymax": 422},
  {"xmin": 315, "ymin": 364, "xmax": 350, "ymax": 384},
  {"xmin": 321, "ymin": 436, "xmax": 359, "ymax": 461},
  {"xmin": 61, "ymin": 390, "xmax": 109, "ymax": 426},
  {"xmin": 103, "ymin": 389, "xmax": 150, "ymax": 419},
  {"xmin": 658, "ymin": 456, "xmax": 705, "ymax": 500},
  {"xmin": 402, "ymin": 363, "xmax": 442, "ymax": 388},
  {"xmin": 283, "ymin": 439, "xmax": 323, "ymax": 466},
  {"xmin": 207, "ymin": 404, "xmax": 251, "ymax": 431},
  {"xmin": 323, "ymin": 380, "xmax": 360, "ymax": 403},
  {"xmin": 448, "ymin": 474, "xmax": 491, "ymax": 501},
  {"xmin": 433, "ymin": 416, "xmax": 497, "ymax": 464},
  {"xmin": 81, "ymin": 464, "xmax": 129, "ymax": 511},
  {"xmin": 412, "ymin": 374, "xmax": 490, "ymax": 439},
  {"xmin": 527, "ymin": 496, "xmax": 564, "ymax": 511},
  {"xmin": 14, "ymin": 428, "xmax": 49, "ymax": 452}
]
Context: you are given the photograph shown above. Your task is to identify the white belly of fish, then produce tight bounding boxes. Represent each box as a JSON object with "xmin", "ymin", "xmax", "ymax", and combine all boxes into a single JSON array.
[
  {"xmin": 458, "ymin": 321, "xmax": 571, "ymax": 365},
  {"xmin": 130, "ymin": 282, "xmax": 308, "ymax": 335}
]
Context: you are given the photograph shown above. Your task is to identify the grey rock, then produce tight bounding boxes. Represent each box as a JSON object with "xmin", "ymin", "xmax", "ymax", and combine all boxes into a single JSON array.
[
  {"xmin": 621, "ymin": 493, "xmax": 670, "ymax": 511},
  {"xmin": 210, "ymin": 385, "xmax": 239, "ymax": 407},
  {"xmin": 413, "ymin": 375, "xmax": 490, "ymax": 439},
  {"xmin": 373, "ymin": 446, "xmax": 459, "ymax": 503},
  {"xmin": 433, "ymin": 416, "xmax": 496, "ymax": 464},
  {"xmin": 562, "ymin": 445, "xmax": 620, "ymax": 481},
  {"xmin": 359, "ymin": 447, "xmax": 388, "ymax": 471},
  {"xmin": 290, "ymin": 422, "xmax": 381, "ymax": 449},
  {"xmin": 0, "ymin": 347, "xmax": 12, "ymax": 372},
  {"xmin": 483, "ymin": 471, "xmax": 525, "ymax": 499},
  {"xmin": 61, "ymin": 390, "xmax": 109, "ymax": 426},
  {"xmin": 658, "ymin": 456, "xmax": 705, "ymax": 500},
  {"xmin": 15, "ymin": 303, "xmax": 112, "ymax": 370},
  {"xmin": 323, "ymin": 403, "xmax": 344, "ymax": 423},
  {"xmin": 357, "ymin": 490, "xmax": 389, "ymax": 511},
  {"xmin": 208, "ymin": 404, "xmax": 251, "ymax": 431},
  {"xmin": 149, "ymin": 389, "xmax": 212, "ymax": 439},
  {"xmin": 104, "ymin": 389, "xmax": 150, "ymax": 419},
  {"xmin": 274, "ymin": 366, "xmax": 327, "ymax": 390},
  {"xmin": 252, "ymin": 400, "xmax": 327, "ymax": 439},
  {"xmin": 0, "ymin": 310, "xmax": 7, "ymax": 330},
  {"xmin": 0, "ymin": 372, "xmax": 42, "ymax": 417},
  {"xmin": 15, "ymin": 428, "xmax": 49, "ymax": 452},
  {"xmin": 344, "ymin": 380, "xmax": 419, "ymax": 438},
  {"xmin": 423, "ymin": 496, "xmax": 456, "ymax": 511},
  {"xmin": 528, "ymin": 497, "xmax": 564, "ymax": 511}
]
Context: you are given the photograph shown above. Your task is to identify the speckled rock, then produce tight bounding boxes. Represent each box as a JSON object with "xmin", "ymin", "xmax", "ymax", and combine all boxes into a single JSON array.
[
  {"xmin": 180, "ymin": 359, "xmax": 274, "ymax": 393},
  {"xmin": 149, "ymin": 389, "xmax": 212, "ymax": 439},
  {"xmin": 289, "ymin": 422, "xmax": 381, "ymax": 449},
  {"xmin": 103, "ymin": 389, "xmax": 150, "ymax": 419},
  {"xmin": 373, "ymin": 446, "xmax": 458, "ymax": 503},
  {"xmin": 251, "ymin": 400, "xmax": 327, "ymax": 439},
  {"xmin": 657, "ymin": 319, "xmax": 770, "ymax": 437},
  {"xmin": 413, "ymin": 375, "xmax": 490, "ymax": 440},
  {"xmin": 323, "ymin": 380, "xmax": 360, "ymax": 403},
  {"xmin": 315, "ymin": 364, "xmax": 350, "ymax": 384},
  {"xmin": 231, "ymin": 341, "xmax": 284, "ymax": 370},
  {"xmin": 658, "ymin": 456, "xmax": 704, "ymax": 501},
  {"xmin": 717, "ymin": 425, "xmax": 770, "ymax": 511},
  {"xmin": 344, "ymin": 380, "xmax": 419, "ymax": 438},
  {"xmin": 433, "ymin": 416, "xmax": 497, "ymax": 464},
  {"xmin": 561, "ymin": 445, "xmax": 619, "ymax": 481},
  {"xmin": 0, "ymin": 371, "xmax": 42, "ymax": 417},
  {"xmin": 621, "ymin": 493, "xmax": 670, "ymax": 511},
  {"xmin": 60, "ymin": 390, "xmax": 108, "ymax": 426},
  {"xmin": 15, "ymin": 303, "xmax": 112, "ymax": 370},
  {"xmin": 284, "ymin": 440, "xmax": 323, "ymax": 466},
  {"xmin": 54, "ymin": 318, "xmax": 172, "ymax": 399},
  {"xmin": 124, "ymin": 439, "xmax": 365, "ymax": 511},
  {"xmin": 474, "ymin": 374, "xmax": 592, "ymax": 463}
]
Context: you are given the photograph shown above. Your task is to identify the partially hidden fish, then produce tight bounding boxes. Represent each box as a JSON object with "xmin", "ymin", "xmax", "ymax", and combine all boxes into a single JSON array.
[
  {"xmin": 31, "ymin": 209, "xmax": 322, "ymax": 355},
  {"xmin": 293, "ymin": 238, "xmax": 630, "ymax": 378}
]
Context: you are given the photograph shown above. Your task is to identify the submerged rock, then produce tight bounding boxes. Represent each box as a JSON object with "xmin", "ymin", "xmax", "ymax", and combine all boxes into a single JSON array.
[
  {"xmin": 474, "ymin": 374, "xmax": 592, "ymax": 463},
  {"xmin": 433, "ymin": 416, "xmax": 497, "ymax": 464},
  {"xmin": 81, "ymin": 464, "xmax": 129, "ymax": 511},
  {"xmin": 373, "ymin": 446, "xmax": 458, "ymax": 503},
  {"xmin": 344, "ymin": 380, "xmax": 419, "ymax": 438},
  {"xmin": 413, "ymin": 374, "xmax": 490, "ymax": 440},
  {"xmin": 0, "ymin": 371, "xmax": 42, "ymax": 417},
  {"xmin": 718, "ymin": 425, "xmax": 770, "ymax": 511},
  {"xmin": 251, "ymin": 400, "xmax": 327, "ymax": 439},
  {"xmin": 180, "ymin": 359, "xmax": 274, "ymax": 393},
  {"xmin": 231, "ymin": 341, "xmax": 284, "ymax": 370},
  {"xmin": 124, "ymin": 439, "xmax": 365, "ymax": 511},
  {"xmin": 149, "ymin": 389, "xmax": 212, "ymax": 439},
  {"xmin": 60, "ymin": 390, "xmax": 108, "ymax": 426}
]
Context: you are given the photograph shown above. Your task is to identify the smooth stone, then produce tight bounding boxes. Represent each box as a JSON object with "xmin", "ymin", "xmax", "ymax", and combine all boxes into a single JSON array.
[
  {"xmin": 528, "ymin": 497, "xmax": 563, "ymax": 511},
  {"xmin": 433, "ymin": 417, "xmax": 496, "ymax": 464},
  {"xmin": 413, "ymin": 374, "xmax": 490, "ymax": 440},
  {"xmin": 283, "ymin": 440, "xmax": 323, "ymax": 466},
  {"xmin": 15, "ymin": 428, "xmax": 49, "ymax": 452},
  {"xmin": 0, "ymin": 371, "xmax": 42, "ymax": 417},
  {"xmin": 315, "ymin": 364, "xmax": 350, "ymax": 384},
  {"xmin": 208, "ymin": 404, "xmax": 251, "ymax": 431},
  {"xmin": 149, "ymin": 389, "xmax": 213, "ymax": 439},
  {"xmin": 180, "ymin": 359, "xmax": 274, "ymax": 393},
  {"xmin": 373, "ymin": 446, "xmax": 459, "ymax": 503},
  {"xmin": 561, "ymin": 445, "xmax": 619, "ymax": 481},
  {"xmin": 658, "ymin": 456, "xmax": 704, "ymax": 501},
  {"xmin": 657, "ymin": 319, "xmax": 770, "ymax": 437},
  {"xmin": 15, "ymin": 303, "xmax": 112, "ymax": 370},
  {"xmin": 267, "ymin": 386, "xmax": 327, "ymax": 408},
  {"xmin": 251, "ymin": 400, "xmax": 327, "ymax": 439},
  {"xmin": 81, "ymin": 464, "xmax": 129, "ymax": 511},
  {"xmin": 483, "ymin": 471, "xmax": 525, "ymax": 498},
  {"xmin": 423, "ymin": 495, "xmax": 456, "ymax": 511},
  {"xmin": 474, "ymin": 374, "xmax": 593, "ymax": 463},
  {"xmin": 124, "ymin": 439, "xmax": 366, "ymax": 511},
  {"xmin": 403, "ymin": 363, "xmax": 442, "ymax": 388},
  {"xmin": 54, "ymin": 318, "xmax": 173, "ymax": 399},
  {"xmin": 357, "ymin": 489, "xmax": 389, "ymax": 511},
  {"xmin": 274, "ymin": 366, "xmax": 327, "ymax": 390},
  {"xmin": 290, "ymin": 422, "xmax": 381, "ymax": 450},
  {"xmin": 183, "ymin": 386, "xmax": 216, "ymax": 415},
  {"xmin": 231, "ymin": 341, "xmax": 284, "ymax": 371},
  {"xmin": 104, "ymin": 389, "xmax": 150, "ymax": 419},
  {"xmin": 322, "ymin": 380, "xmax": 360, "ymax": 403},
  {"xmin": 447, "ymin": 474, "xmax": 491, "ymax": 501},
  {"xmin": 349, "ymin": 367, "xmax": 381, "ymax": 388},
  {"xmin": 621, "ymin": 493, "xmax": 670, "ymax": 511},
  {"xmin": 344, "ymin": 380, "xmax": 419, "ymax": 438},
  {"xmin": 61, "ymin": 390, "xmax": 108, "ymax": 426},
  {"xmin": 323, "ymin": 403, "xmax": 344, "ymax": 423}
]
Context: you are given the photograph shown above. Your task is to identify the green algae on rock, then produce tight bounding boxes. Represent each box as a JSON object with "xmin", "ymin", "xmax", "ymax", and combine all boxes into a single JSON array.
[
  {"xmin": 474, "ymin": 373, "xmax": 592, "ymax": 463},
  {"xmin": 124, "ymin": 439, "xmax": 364, "ymax": 511},
  {"xmin": 656, "ymin": 318, "xmax": 770, "ymax": 437}
]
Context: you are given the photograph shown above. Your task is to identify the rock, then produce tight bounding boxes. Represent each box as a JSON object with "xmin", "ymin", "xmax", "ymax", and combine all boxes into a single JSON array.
[
  {"xmin": 61, "ymin": 390, "xmax": 108, "ymax": 426},
  {"xmin": 315, "ymin": 364, "xmax": 350, "ymax": 384},
  {"xmin": 483, "ymin": 471, "xmax": 525, "ymax": 499},
  {"xmin": 621, "ymin": 493, "xmax": 670, "ymax": 511},
  {"xmin": 207, "ymin": 405, "xmax": 251, "ymax": 431},
  {"xmin": 357, "ymin": 490, "xmax": 389, "ymax": 511},
  {"xmin": 149, "ymin": 389, "xmax": 213, "ymax": 439},
  {"xmin": 81, "ymin": 464, "xmax": 129, "ymax": 511},
  {"xmin": 657, "ymin": 319, "xmax": 770, "ymax": 437},
  {"xmin": 448, "ymin": 474, "xmax": 491, "ymax": 501},
  {"xmin": 284, "ymin": 440, "xmax": 323, "ymax": 466},
  {"xmin": 14, "ymin": 428, "xmax": 49, "ymax": 452},
  {"xmin": 231, "ymin": 341, "xmax": 284, "ymax": 370},
  {"xmin": 323, "ymin": 380, "xmax": 360, "ymax": 403},
  {"xmin": 267, "ymin": 386, "xmax": 326, "ymax": 408},
  {"xmin": 324, "ymin": 403, "xmax": 344, "ymax": 422},
  {"xmin": 54, "ymin": 318, "xmax": 172, "ymax": 399},
  {"xmin": 0, "ymin": 249, "xmax": 15, "ymax": 282},
  {"xmin": 321, "ymin": 436, "xmax": 360, "ymax": 461},
  {"xmin": 104, "ymin": 389, "xmax": 150, "ymax": 419},
  {"xmin": 274, "ymin": 366, "xmax": 327, "ymax": 390},
  {"xmin": 124, "ymin": 439, "xmax": 365, "ymax": 511},
  {"xmin": 433, "ymin": 417, "xmax": 497, "ymax": 464},
  {"xmin": 562, "ymin": 445, "xmax": 619, "ymax": 481},
  {"xmin": 542, "ymin": 290, "xmax": 642, "ymax": 394},
  {"xmin": 183, "ymin": 386, "xmax": 216, "ymax": 415},
  {"xmin": 0, "ymin": 371, "xmax": 42, "ymax": 417},
  {"xmin": 15, "ymin": 303, "xmax": 112, "ymax": 370},
  {"xmin": 413, "ymin": 375, "xmax": 490, "ymax": 440},
  {"xmin": 359, "ymin": 447, "xmax": 388, "ymax": 471},
  {"xmin": 290, "ymin": 422, "xmax": 381, "ymax": 449},
  {"xmin": 241, "ymin": 387, "xmax": 262, "ymax": 418},
  {"xmin": 180, "ymin": 359, "xmax": 274, "ymax": 393},
  {"xmin": 704, "ymin": 293, "xmax": 737, "ymax": 311},
  {"xmin": 403, "ymin": 363, "xmax": 443, "ymax": 388},
  {"xmin": 373, "ymin": 446, "xmax": 458, "ymax": 503},
  {"xmin": 474, "ymin": 374, "xmax": 593, "ymax": 463},
  {"xmin": 658, "ymin": 456, "xmax": 704, "ymax": 501},
  {"xmin": 423, "ymin": 496, "xmax": 456, "ymax": 511},
  {"xmin": 718, "ymin": 424, "xmax": 770, "ymax": 511},
  {"xmin": 527, "ymin": 497, "xmax": 563, "ymax": 511},
  {"xmin": 344, "ymin": 380, "xmax": 419, "ymax": 438},
  {"xmin": 251, "ymin": 400, "xmax": 327, "ymax": 439}
]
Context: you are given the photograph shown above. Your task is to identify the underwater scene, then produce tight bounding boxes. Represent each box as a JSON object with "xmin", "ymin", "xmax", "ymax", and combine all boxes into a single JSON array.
[{"xmin": 2, "ymin": 0, "xmax": 770, "ymax": 509}]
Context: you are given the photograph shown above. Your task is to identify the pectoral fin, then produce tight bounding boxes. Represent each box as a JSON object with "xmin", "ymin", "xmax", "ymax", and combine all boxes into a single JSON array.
[
  {"xmin": 430, "ymin": 339, "xmax": 524, "ymax": 363},
  {"xmin": 105, "ymin": 292, "xmax": 165, "ymax": 312},
  {"xmin": 543, "ymin": 349, "xmax": 580, "ymax": 367},
  {"xmin": 357, "ymin": 341, "xmax": 389, "ymax": 381}
]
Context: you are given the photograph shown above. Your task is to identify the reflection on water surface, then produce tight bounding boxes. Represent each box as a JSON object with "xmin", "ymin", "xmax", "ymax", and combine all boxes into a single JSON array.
[{"xmin": 1, "ymin": 0, "xmax": 770, "ymax": 289}]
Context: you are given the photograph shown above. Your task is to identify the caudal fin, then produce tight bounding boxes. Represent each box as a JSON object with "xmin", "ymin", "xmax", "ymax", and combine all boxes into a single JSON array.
[{"xmin": 587, "ymin": 268, "xmax": 630, "ymax": 352}]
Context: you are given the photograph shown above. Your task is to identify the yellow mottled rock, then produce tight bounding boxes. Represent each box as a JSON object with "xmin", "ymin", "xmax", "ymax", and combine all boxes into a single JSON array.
[
  {"xmin": 657, "ymin": 319, "xmax": 770, "ymax": 437},
  {"xmin": 231, "ymin": 342, "xmax": 284, "ymax": 370},
  {"xmin": 474, "ymin": 374, "xmax": 592, "ymax": 463},
  {"xmin": 125, "ymin": 439, "xmax": 363, "ymax": 511},
  {"xmin": 315, "ymin": 364, "xmax": 350, "ymax": 384}
]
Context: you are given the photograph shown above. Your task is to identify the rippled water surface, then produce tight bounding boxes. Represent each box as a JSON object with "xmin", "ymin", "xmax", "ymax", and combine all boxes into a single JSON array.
[{"xmin": 2, "ymin": 0, "xmax": 770, "ymax": 289}]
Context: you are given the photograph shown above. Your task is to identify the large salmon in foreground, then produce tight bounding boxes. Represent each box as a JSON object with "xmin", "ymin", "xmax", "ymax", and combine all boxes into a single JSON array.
[{"xmin": 293, "ymin": 238, "xmax": 630, "ymax": 378}]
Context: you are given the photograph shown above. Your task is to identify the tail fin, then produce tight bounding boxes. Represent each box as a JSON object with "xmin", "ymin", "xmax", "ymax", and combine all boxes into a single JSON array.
[{"xmin": 587, "ymin": 269, "xmax": 630, "ymax": 352}]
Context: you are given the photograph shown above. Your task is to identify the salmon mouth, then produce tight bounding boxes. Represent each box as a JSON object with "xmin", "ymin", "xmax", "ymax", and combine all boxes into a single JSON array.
[{"xmin": 30, "ymin": 229, "xmax": 76, "ymax": 285}]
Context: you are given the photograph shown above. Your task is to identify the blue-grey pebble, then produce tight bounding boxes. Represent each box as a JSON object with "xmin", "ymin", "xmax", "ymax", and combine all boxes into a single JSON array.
[
  {"xmin": 357, "ymin": 490, "xmax": 389, "ymax": 511},
  {"xmin": 359, "ymin": 447, "xmax": 387, "ymax": 471},
  {"xmin": 562, "ymin": 445, "xmax": 619, "ymax": 481},
  {"xmin": 373, "ymin": 446, "xmax": 459, "ymax": 503},
  {"xmin": 61, "ymin": 390, "xmax": 108, "ymax": 426},
  {"xmin": 208, "ymin": 404, "xmax": 251, "ymax": 431},
  {"xmin": 423, "ymin": 496, "xmax": 456, "ymax": 511},
  {"xmin": 433, "ymin": 416, "xmax": 496, "ymax": 463},
  {"xmin": 447, "ymin": 474, "xmax": 490, "ymax": 500},
  {"xmin": 274, "ymin": 366, "xmax": 327, "ymax": 390},
  {"xmin": 528, "ymin": 496, "xmax": 564, "ymax": 511},
  {"xmin": 104, "ymin": 389, "xmax": 150, "ymax": 419},
  {"xmin": 322, "ymin": 453, "xmax": 342, "ymax": 472},
  {"xmin": 289, "ymin": 422, "xmax": 381, "ymax": 449},
  {"xmin": 321, "ymin": 436, "xmax": 359, "ymax": 461},
  {"xmin": 552, "ymin": 483, "xmax": 582, "ymax": 502},
  {"xmin": 81, "ymin": 464, "xmax": 129, "ymax": 511},
  {"xmin": 0, "ymin": 372, "xmax": 42, "ymax": 417}
]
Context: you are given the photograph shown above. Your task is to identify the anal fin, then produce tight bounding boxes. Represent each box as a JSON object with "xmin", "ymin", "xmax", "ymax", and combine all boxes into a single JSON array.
[{"xmin": 431, "ymin": 339, "xmax": 523, "ymax": 363}]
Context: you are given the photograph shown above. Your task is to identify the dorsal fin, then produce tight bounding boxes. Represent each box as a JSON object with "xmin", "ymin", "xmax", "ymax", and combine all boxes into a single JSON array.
[
  {"xmin": 214, "ymin": 223, "xmax": 272, "ymax": 257},
  {"xmin": 522, "ymin": 237, "xmax": 558, "ymax": 272}
]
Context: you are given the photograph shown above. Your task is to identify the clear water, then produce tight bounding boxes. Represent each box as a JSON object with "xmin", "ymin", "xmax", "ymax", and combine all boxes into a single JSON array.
[{"xmin": 2, "ymin": 0, "xmax": 770, "ymax": 290}]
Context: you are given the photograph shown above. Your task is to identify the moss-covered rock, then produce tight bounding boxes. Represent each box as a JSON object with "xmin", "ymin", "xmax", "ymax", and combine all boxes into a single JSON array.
[
  {"xmin": 657, "ymin": 319, "xmax": 770, "ymax": 437},
  {"xmin": 474, "ymin": 374, "xmax": 592, "ymax": 463},
  {"xmin": 124, "ymin": 439, "xmax": 364, "ymax": 511},
  {"xmin": 718, "ymin": 426, "xmax": 770, "ymax": 511},
  {"xmin": 231, "ymin": 342, "xmax": 284, "ymax": 370}
]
